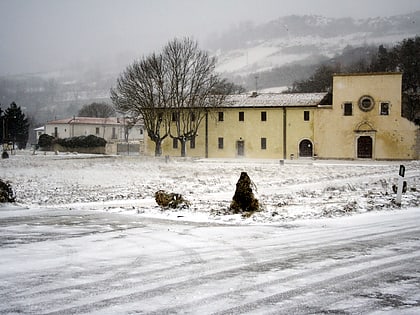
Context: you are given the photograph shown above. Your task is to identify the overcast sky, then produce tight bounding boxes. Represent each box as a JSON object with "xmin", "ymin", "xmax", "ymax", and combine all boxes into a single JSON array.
[{"xmin": 1, "ymin": 0, "xmax": 419, "ymax": 76}]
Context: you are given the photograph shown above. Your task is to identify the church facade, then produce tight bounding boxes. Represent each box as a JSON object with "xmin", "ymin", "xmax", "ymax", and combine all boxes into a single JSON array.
[{"xmin": 144, "ymin": 73, "xmax": 419, "ymax": 160}]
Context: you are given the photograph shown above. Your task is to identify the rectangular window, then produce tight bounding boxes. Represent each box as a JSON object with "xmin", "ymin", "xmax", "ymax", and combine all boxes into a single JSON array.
[
  {"xmin": 380, "ymin": 102, "xmax": 390, "ymax": 115},
  {"xmin": 218, "ymin": 112, "xmax": 224, "ymax": 122},
  {"xmin": 112, "ymin": 127, "xmax": 117, "ymax": 139},
  {"xmin": 54, "ymin": 127, "xmax": 58, "ymax": 138},
  {"xmin": 190, "ymin": 137, "xmax": 195, "ymax": 149},
  {"xmin": 344, "ymin": 102, "xmax": 353, "ymax": 116},
  {"xmin": 239, "ymin": 112, "xmax": 244, "ymax": 121},
  {"xmin": 218, "ymin": 137, "xmax": 224, "ymax": 149},
  {"xmin": 261, "ymin": 137, "xmax": 267, "ymax": 150},
  {"xmin": 304, "ymin": 111, "xmax": 310, "ymax": 121},
  {"xmin": 173, "ymin": 138, "xmax": 178, "ymax": 149},
  {"xmin": 172, "ymin": 112, "xmax": 179, "ymax": 122},
  {"xmin": 95, "ymin": 127, "xmax": 100, "ymax": 135},
  {"xmin": 261, "ymin": 111, "xmax": 267, "ymax": 121}
]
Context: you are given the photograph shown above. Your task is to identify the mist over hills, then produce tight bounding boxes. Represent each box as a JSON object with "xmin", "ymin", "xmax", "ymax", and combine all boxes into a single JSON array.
[
  {"xmin": 209, "ymin": 11, "xmax": 419, "ymax": 89},
  {"xmin": 1, "ymin": 11, "xmax": 419, "ymax": 128},
  {"xmin": 208, "ymin": 11, "xmax": 420, "ymax": 51}
]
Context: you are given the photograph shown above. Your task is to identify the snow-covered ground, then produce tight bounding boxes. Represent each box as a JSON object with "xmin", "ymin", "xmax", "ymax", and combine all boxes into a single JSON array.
[
  {"xmin": 1, "ymin": 151, "xmax": 419, "ymax": 224},
  {"xmin": 1, "ymin": 151, "xmax": 420, "ymax": 314},
  {"xmin": 1, "ymin": 200, "xmax": 420, "ymax": 314}
]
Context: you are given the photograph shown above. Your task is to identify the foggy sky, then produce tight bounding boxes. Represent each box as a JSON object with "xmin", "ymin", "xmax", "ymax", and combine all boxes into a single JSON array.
[{"xmin": 1, "ymin": 0, "xmax": 419, "ymax": 76}]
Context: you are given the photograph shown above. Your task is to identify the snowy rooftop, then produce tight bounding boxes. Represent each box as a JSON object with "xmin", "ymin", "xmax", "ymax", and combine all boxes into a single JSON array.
[
  {"xmin": 46, "ymin": 117, "xmax": 128, "ymax": 125},
  {"xmin": 222, "ymin": 92, "xmax": 329, "ymax": 108}
]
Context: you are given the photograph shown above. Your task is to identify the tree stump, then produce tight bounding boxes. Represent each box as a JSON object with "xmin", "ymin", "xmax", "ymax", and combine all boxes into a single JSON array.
[
  {"xmin": 0, "ymin": 179, "xmax": 15, "ymax": 203},
  {"xmin": 230, "ymin": 172, "xmax": 259, "ymax": 214},
  {"xmin": 155, "ymin": 190, "xmax": 189, "ymax": 209}
]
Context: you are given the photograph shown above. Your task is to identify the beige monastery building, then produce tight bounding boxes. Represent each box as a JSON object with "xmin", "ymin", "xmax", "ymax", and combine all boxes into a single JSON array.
[{"xmin": 145, "ymin": 73, "xmax": 419, "ymax": 160}]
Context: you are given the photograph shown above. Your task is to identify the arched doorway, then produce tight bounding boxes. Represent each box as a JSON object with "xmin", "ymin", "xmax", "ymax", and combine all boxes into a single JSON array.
[
  {"xmin": 357, "ymin": 136, "xmax": 373, "ymax": 158},
  {"xmin": 299, "ymin": 139, "xmax": 313, "ymax": 157}
]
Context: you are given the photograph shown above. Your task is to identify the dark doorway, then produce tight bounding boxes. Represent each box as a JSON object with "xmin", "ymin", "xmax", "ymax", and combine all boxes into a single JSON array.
[
  {"xmin": 357, "ymin": 136, "xmax": 373, "ymax": 158},
  {"xmin": 237, "ymin": 140, "xmax": 245, "ymax": 156},
  {"xmin": 299, "ymin": 139, "xmax": 313, "ymax": 157}
]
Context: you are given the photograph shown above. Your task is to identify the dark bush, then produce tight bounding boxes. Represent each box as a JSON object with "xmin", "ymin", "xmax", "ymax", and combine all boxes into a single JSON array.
[
  {"xmin": 38, "ymin": 134, "xmax": 55, "ymax": 148},
  {"xmin": 0, "ymin": 179, "xmax": 15, "ymax": 203},
  {"xmin": 230, "ymin": 172, "xmax": 259, "ymax": 214},
  {"xmin": 56, "ymin": 135, "xmax": 106, "ymax": 148}
]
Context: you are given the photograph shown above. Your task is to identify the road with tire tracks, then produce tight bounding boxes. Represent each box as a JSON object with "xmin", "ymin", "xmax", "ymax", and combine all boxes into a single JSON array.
[{"xmin": 0, "ymin": 207, "xmax": 419, "ymax": 314}]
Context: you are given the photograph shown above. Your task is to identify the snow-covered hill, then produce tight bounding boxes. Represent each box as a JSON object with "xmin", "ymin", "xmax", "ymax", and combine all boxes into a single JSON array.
[{"xmin": 210, "ymin": 12, "xmax": 420, "ymax": 76}]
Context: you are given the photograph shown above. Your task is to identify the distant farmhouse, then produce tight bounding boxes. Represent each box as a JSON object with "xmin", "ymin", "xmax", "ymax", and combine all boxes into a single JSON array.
[
  {"xmin": 146, "ymin": 72, "xmax": 419, "ymax": 160},
  {"xmin": 43, "ymin": 117, "xmax": 144, "ymax": 154}
]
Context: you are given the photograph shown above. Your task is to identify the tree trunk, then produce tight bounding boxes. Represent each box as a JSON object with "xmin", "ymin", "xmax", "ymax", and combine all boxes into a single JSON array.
[
  {"xmin": 180, "ymin": 138, "xmax": 187, "ymax": 157},
  {"xmin": 154, "ymin": 139, "xmax": 162, "ymax": 157}
]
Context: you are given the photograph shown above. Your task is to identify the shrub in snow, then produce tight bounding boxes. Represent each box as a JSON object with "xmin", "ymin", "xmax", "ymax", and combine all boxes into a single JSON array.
[
  {"xmin": 38, "ymin": 134, "xmax": 55, "ymax": 148},
  {"xmin": 230, "ymin": 172, "xmax": 259, "ymax": 215},
  {"xmin": 56, "ymin": 135, "xmax": 107, "ymax": 148},
  {"xmin": 0, "ymin": 179, "xmax": 15, "ymax": 203},
  {"xmin": 155, "ymin": 190, "xmax": 190, "ymax": 209}
]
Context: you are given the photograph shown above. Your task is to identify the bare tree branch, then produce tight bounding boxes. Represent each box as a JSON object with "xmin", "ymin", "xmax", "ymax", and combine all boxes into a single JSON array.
[{"xmin": 111, "ymin": 37, "xmax": 236, "ymax": 157}]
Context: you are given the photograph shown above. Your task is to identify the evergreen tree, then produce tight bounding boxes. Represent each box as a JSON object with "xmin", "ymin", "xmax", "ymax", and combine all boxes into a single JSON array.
[
  {"xmin": 0, "ymin": 104, "xmax": 4, "ymax": 144},
  {"xmin": 397, "ymin": 37, "xmax": 420, "ymax": 122},
  {"xmin": 370, "ymin": 37, "xmax": 420, "ymax": 122},
  {"xmin": 3, "ymin": 102, "xmax": 29, "ymax": 149},
  {"xmin": 286, "ymin": 64, "xmax": 340, "ymax": 93}
]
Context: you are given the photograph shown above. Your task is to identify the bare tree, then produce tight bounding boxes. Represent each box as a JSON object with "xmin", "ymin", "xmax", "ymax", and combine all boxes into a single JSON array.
[
  {"xmin": 111, "ymin": 53, "xmax": 170, "ymax": 156},
  {"xmin": 78, "ymin": 102, "xmax": 116, "ymax": 118},
  {"xmin": 164, "ymin": 38, "xmax": 230, "ymax": 156},
  {"xmin": 111, "ymin": 37, "xmax": 231, "ymax": 157}
]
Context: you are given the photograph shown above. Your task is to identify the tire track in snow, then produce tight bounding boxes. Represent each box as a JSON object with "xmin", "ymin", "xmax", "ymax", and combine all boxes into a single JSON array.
[
  {"xmin": 139, "ymin": 234, "xmax": 420, "ymax": 314},
  {"xmin": 3, "ymin": 224, "xmax": 419, "ymax": 315},
  {"xmin": 0, "ymin": 213, "xmax": 418, "ymax": 293},
  {"xmin": 210, "ymin": 255, "xmax": 420, "ymax": 315}
]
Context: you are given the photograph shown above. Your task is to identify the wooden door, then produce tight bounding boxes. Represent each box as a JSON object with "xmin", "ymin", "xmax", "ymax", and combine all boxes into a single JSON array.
[{"xmin": 357, "ymin": 136, "xmax": 373, "ymax": 158}]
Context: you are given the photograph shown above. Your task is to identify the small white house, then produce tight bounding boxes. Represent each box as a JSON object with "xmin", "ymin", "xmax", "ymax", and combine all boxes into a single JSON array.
[
  {"xmin": 34, "ymin": 126, "xmax": 45, "ymax": 142},
  {"xmin": 44, "ymin": 117, "xmax": 144, "ymax": 142},
  {"xmin": 43, "ymin": 117, "xmax": 144, "ymax": 154}
]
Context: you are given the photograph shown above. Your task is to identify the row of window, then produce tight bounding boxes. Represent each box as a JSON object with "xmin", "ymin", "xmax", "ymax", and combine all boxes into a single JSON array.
[
  {"xmin": 171, "ymin": 103, "xmax": 390, "ymax": 125},
  {"xmin": 217, "ymin": 137, "xmax": 267, "ymax": 150},
  {"xmin": 218, "ymin": 111, "xmax": 311, "ymax": 122},
  {"xmin": 343, "ymin": 102, "xmax": 390, "ymax": 116},
  {"xmin": 53, "ymin": 126, "xmax": 143, "ymax": 140},
  {"xmin": 171, "ymin": 137, "xmax": 268, "ymax": 150}
]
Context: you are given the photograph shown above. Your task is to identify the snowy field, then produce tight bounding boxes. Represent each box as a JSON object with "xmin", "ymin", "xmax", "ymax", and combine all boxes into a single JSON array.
[
  {"xmin": 1, "ymin": 151, "xmax": 420, "ymax": 314},
  {"xmin": 1, "ymin": 151, "xmax": 419, "ymax": 223}
]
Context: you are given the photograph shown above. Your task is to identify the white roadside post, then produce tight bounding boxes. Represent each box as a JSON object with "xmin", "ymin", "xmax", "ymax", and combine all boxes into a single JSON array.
[{"xmin": 396, "ymin": 164, "xmax": 405, "ymax": 206}]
